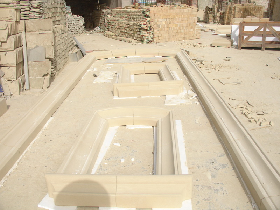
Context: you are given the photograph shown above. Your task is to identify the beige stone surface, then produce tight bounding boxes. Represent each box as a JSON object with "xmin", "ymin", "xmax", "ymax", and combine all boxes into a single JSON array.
[
  {"xmin": 0, "ymin": 8, "xmax": 20, "ymax": 21},
  {"xmin": 28, "ymin": 60, "xmax": 51, "ymax": 77},
  {"xmin": 25, "ymin": 19, "xmax": 53, "ymax": 33},
  {"xmin": 0, "ymin": 33, "xmax": 22, "ymax": 51},
  {"xmin": 1, "ymin": 61, "xmax": 23, "ymax": 80},
  {"xmin": 0, "ymin": 47, "xmax": 23, "ymax": 66},
  {"xmin": 0, "ymin": 98, "xmax": 7, "ymax": 117}
]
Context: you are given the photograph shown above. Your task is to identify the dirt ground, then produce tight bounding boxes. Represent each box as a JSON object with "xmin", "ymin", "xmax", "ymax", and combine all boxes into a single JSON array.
[{"xmin": 0, "ymin": 24, "xmax": 279, "ymax": 210}]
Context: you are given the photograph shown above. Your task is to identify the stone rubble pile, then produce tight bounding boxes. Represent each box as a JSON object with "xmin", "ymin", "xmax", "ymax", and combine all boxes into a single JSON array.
[
  {"xmin": 66, "ymin": 6, "xmax": 85, "ymax": 35},
  {"xmin": 100, "ymin": 5, "xmax": 199, "ymax": 44}
]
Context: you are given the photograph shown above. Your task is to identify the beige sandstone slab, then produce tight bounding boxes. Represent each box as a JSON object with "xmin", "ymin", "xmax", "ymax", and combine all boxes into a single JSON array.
[
  {"xmin": 45, "ymin": 106, "xmax": 190, "ymax": 207},
  {"xmin": 0, "ymin": 53, "xmax": 96, "ymax": 180}
]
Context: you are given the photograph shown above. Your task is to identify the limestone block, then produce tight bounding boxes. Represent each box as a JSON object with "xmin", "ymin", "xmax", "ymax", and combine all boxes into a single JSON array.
[
  {"xmin": 26, "ymin": 32, "xmax": 54, "ymax": 58},
  {"xmin": 0, "ymin": 8, "xmax": 20, "ymax": 21},
  {"xmin": 27, "ymin": 46, "xmax": 46, "ymax": 62},
  {"xmin": 1, "ymin": 61, "xmax": 23, "ymax": 80},
  {"xmin": 29, "ymin": 77, "xmax": 44, "ymax": 89},
  {"xmin": 0, "ymin": 33, "xmax": 22, "ymax": 51},
  {"xmin": 211, "ymin": 38, "xmax": 232, "ymax": 48},
  {"xmin": 0, "ymin": 98, "xmax": 7, "ymax": 117},
  {"xmin": 0, "ymin": 47, "xmax": 23, "ymax": 65},
  {"xmin": 0, "ymin": 29, "xmax": 8, "ymax": 42},
  {"xmin": 0, "ymin": 21, "xmax": 7, "ymax": 30},
  {"xmin": 28, "ymin": 60, "xmax": 51, "ymax": 77},
  {"xmin": 26, "ymin": 19, "xmax": 53, "ymax": 32},
  {"xmin": 45, "ymin": 45, "xmax": 54, "ymax": 59}
]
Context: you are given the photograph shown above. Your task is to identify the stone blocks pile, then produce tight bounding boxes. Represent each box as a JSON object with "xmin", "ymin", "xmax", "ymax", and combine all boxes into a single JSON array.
[
  {"xmin": 0, "ymin": 5, "xmax": 25, "ymax": 95},
  {"xmin": 53, "ymin": 24, "xmax": 76, "ymax": 72},
  {"xmin": 224, "ymin": 3, "xmax": 264, "ymax": 25},
  {"xmin": 66, "ymin": 6, "xmax": 85, "ymax": 35},
  {"xmin": 42, "ymin": 0, "xmax": 66, "ymax": 26},
  {"xmin": 150, "ymin": 5, "xmax": 198, "ymax": 42},
  {"xmin": 100, "ymin": 8, "xmax": 153, "ymax": 43},
  {"xmin": 100, "ymin": 5, "xmax": 198, "ymax": 43},
  {"xmin": 25, "ymin": 19, "xmax": 53, "ymax": 89},
  {"xmin": 19, "ymin": 0, "xmax": 44, "ymax": 20}
]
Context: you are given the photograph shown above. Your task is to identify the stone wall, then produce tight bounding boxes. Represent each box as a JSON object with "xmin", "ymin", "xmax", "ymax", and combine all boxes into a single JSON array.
[{"xmin": 100, "ymin": 5, "xmax": 198, "ymax": 44}]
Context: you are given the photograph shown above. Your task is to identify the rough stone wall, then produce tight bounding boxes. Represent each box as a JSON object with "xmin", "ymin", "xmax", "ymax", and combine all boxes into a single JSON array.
[{"xmin": 100, "ymin": 5, "xmax": 198, "ymax": 44}]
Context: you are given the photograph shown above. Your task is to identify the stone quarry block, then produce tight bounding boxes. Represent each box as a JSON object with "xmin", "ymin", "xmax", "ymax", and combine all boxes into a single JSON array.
[
  {"xmin": 0, "ymin": 98, "xmax": 7, "ymax": 117},
  {"xmin": 0, "ymin": 47, "xmax": 23, "ymax": 65},
  {"xmin": 1, "ymin": 61, "xmax": 23, "ymax": 80},
  {"xmin": 29, "ymin": 77, "xmax": 44, "ymax": 89},
  {"xmin": 28, "ymin": 60, "xmax": 51, "ymax": 77},
  {"xmin": 0, "ymin": 29, "xmax": 8, "ymax": 42},
  {"xmin": 26, "ymin": 32, "xmax": 54, "ymax": 58},
  {"xmin": 25, "ymin": 19, "xmax": 53, "ymax": 32},
  {"xmin": 27, "ymin": 46, "xmax": 46, "ymax": 62},
  {"xmin": 26, "ymin": 32, "xmax": 54, "ymax": 48},
  {"xmin": 0, "ymin": 8, "xmax": 20, "ymax": 21},
  {"xmin": 211, "ymin": 38, "xmax": 232, "ymax": 48},
  {"xmin": 0, "ymin": 34, "xmax": 22, "ymax": 51}
]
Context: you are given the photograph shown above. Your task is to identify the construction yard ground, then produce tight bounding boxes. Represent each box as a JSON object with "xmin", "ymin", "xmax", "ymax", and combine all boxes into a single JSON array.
[{"xmin": 0, "ymin": 25, "xmax": 279, "ymax": 210}]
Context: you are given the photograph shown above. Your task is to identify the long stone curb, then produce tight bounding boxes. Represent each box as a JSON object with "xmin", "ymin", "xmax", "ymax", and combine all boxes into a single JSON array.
[
  {"xmin": 176, "ymin": 50, "xmax": 280, "ymax": 210},
  {"xmin": 0, "ymin": 54, "xmax": 96, "ymax": 180}
]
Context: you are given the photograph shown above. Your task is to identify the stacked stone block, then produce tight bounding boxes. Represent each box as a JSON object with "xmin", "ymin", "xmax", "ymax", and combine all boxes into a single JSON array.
[
  {"xmin": 19, "ymin": 0, "xmax": 44, "ymax": 20},
  {"xmin": 224, "ymin": 3, "xmax": 264, "ymax": 25},
  {"xmin": 100, "ymin": 5, "xmax": 198, "ymax": 43},
  {"xmin": 0, "ymin": 5, "xmax": 25, "ymax": 95},
  {"xmin": 42, "ymin": 0, "xmax": 76, "ymax": 74},
  {"xmin": 53, "ymin": 24, "xmax": 76, "ymax": 72},
  {"xmin": 150, "ymin": 5, "xmax": 198, "ymax": 42},
  {"xmin": 25, "ymin": 19, "xmax": 53, "ymax": 89},
  {"xmin": 42, "ymin": 0, "xmax": 66, "ymax": 26},
  {"xmin": 66, "ymin": 6, "xmax": 85, "ymax": 35},
  {"xmin": 100, "ymin": 8, "xmax": 153, "ymax": 43}
]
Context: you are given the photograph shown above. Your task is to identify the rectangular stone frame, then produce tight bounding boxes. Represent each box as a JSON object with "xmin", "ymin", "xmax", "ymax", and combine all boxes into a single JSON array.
[
  {"xmin": 45, "ymin": 107, "xmax": 192, "ymax": 208},
  {"xmin": 114, "ymin": 63, "xmax": 183, "ymax": 97}
]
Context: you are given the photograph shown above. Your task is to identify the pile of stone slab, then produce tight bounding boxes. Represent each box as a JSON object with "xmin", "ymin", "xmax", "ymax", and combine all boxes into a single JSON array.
[
  {"xmin": 41, "ymin": 0, "xmax": 76, "ymax": 74},
  {"xmin": 66, "ymin": 6, "xmax": 85, "ymax": 35},
  {"xmin": 25, "ymin": 19, "xmax": 53, "ymax": 89},
  {"xmin": 0, "ymin": 5, "xmax": 25, "ymax": 95},
  {"xmin": 0, "ymin": 0, "xmax": 77, "ymax": 93},
  {"xmin": 100, "ymin": 8, "xmax": 152, "ymax": 43},
  {"xmin": 150, "ymin": 5, "xmax": 198, "ymax": 42},
  {"xmin": 19, "ymin": 0, "xmax": 43, "ymax": 20},
  {"xmin": 42, "ymin": 0, "xmax": 67, "ymax": 26},
  {"xmin": 224, "ymin": 3, "xmax": 264, "ymax": 25},
  {"xmin": 100, "ymin": 5, "xmax": 198, "ymax": 44}
]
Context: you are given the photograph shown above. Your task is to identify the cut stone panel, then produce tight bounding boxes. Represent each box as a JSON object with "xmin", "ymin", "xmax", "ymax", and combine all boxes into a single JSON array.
[
  {"xmin": 45, "ymin": 107, "xmax": 191, "ymax": 208},
  {"xmin": 114, "ymin": 64, "xmax": 183, "ymax": 97}
]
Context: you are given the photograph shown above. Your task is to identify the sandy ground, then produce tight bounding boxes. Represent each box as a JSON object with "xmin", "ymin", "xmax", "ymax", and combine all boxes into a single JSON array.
[{"xmin": 0, "ymin": 25, "xmax": 279, "ymax": 210}]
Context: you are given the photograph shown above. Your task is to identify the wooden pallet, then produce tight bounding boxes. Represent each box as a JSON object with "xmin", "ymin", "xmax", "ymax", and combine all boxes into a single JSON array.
[{"xmin": 238, "ymin": 21, "xmax": 280, "ymax": 51}]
